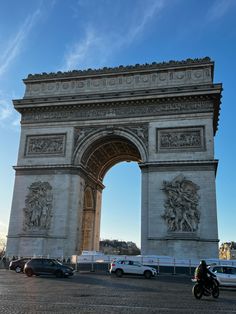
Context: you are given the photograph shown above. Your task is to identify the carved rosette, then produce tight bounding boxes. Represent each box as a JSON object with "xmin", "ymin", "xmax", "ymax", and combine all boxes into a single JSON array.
[
  {"xmin": 23, "ymin": 181, "xmax": 53, "ymax": 232},
  {"xmin": 161, "ymin": 175, "xmax": 200, "ymax": 232}
]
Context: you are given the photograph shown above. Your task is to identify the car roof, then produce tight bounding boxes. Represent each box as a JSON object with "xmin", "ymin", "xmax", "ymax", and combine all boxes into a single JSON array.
[{"xmin": 211, "ymin": 265, "xmax": 236, "ymax": 268}]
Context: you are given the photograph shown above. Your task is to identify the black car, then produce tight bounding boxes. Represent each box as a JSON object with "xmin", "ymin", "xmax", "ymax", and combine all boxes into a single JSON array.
[
  {"xmin": 9, "ymin": 258, "xmax": 31, "ymax": 273},
  {"xmin": 24, "ymin": 258, "xmax": 74, "ymax": 278}
]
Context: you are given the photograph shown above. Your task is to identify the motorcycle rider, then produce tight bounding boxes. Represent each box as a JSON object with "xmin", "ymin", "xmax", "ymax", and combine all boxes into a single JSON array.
[{"xmin": 195, "ymin": 260, "xmax": 215, "ymax": 291}]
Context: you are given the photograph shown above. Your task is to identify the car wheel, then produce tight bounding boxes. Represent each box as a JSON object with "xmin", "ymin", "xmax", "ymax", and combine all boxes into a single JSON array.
[
  {"xmin": 115, "ymin": 269, "xmax": 123, "ymax": 278},
  {"xmin": 144, "ymin": 270, "xmax": 152, "ymax": 279},
  {"xmin": 55, "ymin": 270, "xmax": 63, "ymax": 278},
  {"xmin": 15, "ymin": 266, "xmax": 21, "ymax": 273},
  {"xmin": 25, "ymin": 268, "xmax": 33, "ymax": 277}
]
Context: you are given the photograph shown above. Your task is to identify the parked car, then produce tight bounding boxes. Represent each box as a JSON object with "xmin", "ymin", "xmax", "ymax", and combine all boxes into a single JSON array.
[
  {"xmin": 24, "ymin": 258, "xmax": 74, "ymax": 278},
  {"xmin": 9, "ymin": 258, "xmax": 31, "ymax": 273},
  {"xmin": 109, "ymin": 259, "xmax": 157, "ymax": 279},
  {"xmin": 209, "ymin": 265, "xmax": 236, "ymax": 286}
]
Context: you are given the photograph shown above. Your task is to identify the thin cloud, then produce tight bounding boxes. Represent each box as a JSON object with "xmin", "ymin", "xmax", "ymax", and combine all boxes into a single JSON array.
[
  {"xmin": 206, "ymin": 0, "xmax": 234, "ymax": 21},
  {"xmin": 124, "ymin": 0, "xmax": 165, "ymax": 44},
  {"xmin": 62, "ymin": 28, "xmax": 104, "ymax": 71},
  {"xmin": 62, "ymin": 0, "xmax": 165, "ymax": 71},
  {"xmin": 0, "ymin": 9, "xmax": 41, "ymax": 77},
  {"xmin": 0, "ymin": 98, "xmax": 12, "ymax": 123},
  {"xmin": 0, "ymin": 91, "xmax": 20, "ymax": 129}
]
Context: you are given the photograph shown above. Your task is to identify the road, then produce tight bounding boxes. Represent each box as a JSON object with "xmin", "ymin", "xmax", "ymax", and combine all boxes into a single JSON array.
[{"xmin": 0, "ymin": 269, "xmax": 236, "ymax": 313}]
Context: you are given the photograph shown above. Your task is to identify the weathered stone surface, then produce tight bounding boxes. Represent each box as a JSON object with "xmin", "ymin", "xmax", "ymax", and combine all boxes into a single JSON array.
[{"xmin": 6, "ymin": 58, "xmax": 222, "ymax": 259}]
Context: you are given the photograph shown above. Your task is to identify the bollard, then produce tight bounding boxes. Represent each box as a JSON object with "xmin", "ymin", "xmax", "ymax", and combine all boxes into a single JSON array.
[
  {"xmin": 189, "ymin": 259, "xmax": 192, "ymax": 276},
  {"xmin": 173, "ymin": 258, "xmax": 176, "ymax": 275},
  {"xmin": 157, "ymin": 258, "xmax": 160, "ymax": 275},
  {"xmin": 91, "ymin": 255, "xmax": 95, "ymax": 272}
]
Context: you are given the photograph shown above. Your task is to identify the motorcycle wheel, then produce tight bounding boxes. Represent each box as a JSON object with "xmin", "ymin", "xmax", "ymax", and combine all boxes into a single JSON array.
[
  {"xmin": 212, "ymin": 284, "xmax": 219, "ymax": 299},
  {"xmin": 192, "ymin": 284, "xmax": 203, "ymax": 299}
]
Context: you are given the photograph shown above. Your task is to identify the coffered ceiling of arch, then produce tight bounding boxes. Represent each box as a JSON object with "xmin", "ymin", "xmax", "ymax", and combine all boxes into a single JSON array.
[{"xmin": 81, "ymin": 136, "xmax": 141, "ymax": 181}]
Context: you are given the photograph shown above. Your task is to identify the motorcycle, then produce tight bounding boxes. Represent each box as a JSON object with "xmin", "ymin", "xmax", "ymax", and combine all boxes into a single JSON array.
[{"xmin": 192, "ymin": 274, "xmax": 219, "ymax": 299}]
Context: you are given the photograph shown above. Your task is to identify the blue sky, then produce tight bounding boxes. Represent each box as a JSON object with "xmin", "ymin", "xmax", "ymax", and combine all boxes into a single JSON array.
[{"xmin": 0, "ymin": 0, "xmax": 236, "ymax": 248}]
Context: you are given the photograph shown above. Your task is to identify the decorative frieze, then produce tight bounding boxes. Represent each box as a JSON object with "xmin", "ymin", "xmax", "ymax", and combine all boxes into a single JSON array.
[
  {"xmin": 157, "ymin": 126, "xmax": 205, "ymax": 152},
  {"xmin": 24, "ymin": 64, "xmax": 212, "ymax": 98},
  {"xmin": 161, "ymin": 175, "xmax": 200, "ymax": 232},
  {"xmin": 25, "ymin": 134, "xmax": 66, "ymax": 157},
  {"xmin": 23, "ymin": 181, "xmax": 53, "ymax": 232},
  {"xmin": 21, "ymin": 100, "xmax": 213, "ymax": 124}
]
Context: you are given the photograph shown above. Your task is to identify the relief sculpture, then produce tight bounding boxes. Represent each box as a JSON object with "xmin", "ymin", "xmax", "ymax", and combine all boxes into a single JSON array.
[
  {"xmin": 25, "ymin": 134, "xmax": 65, "ymax": 156},
  {"xmin": 161, "ymin": 175, "xmax": 200, "ymax": 232},
  {"xmin": 23, "ymin": 181, "xmax": 53, "ymax": 231},
  {"xmin": 157, "ymin": 127, "xmax": 204, "ymax": 152}
]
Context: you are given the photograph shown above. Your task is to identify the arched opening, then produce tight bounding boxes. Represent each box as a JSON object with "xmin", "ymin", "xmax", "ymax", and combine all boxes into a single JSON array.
[
  {"xmin": 78, "ymin": 133, "xmax": 144, "ymax": 252},
  {"xmin": 100, "ymin": 161, "xmax": 141, "ymax": 252},
  {"xmin": 81, "ymin": 135, "xmax": 142, "ymax": 181}
]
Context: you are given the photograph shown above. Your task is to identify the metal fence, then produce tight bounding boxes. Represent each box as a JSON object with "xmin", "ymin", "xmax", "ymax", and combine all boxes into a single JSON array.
[{"xmin": 72, "ymin": 254, "xmax": 236, "ymax": 275}]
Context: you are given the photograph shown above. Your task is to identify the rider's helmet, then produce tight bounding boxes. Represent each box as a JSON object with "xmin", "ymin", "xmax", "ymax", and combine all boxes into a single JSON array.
[{"xmin": 200, "ymin": 260, "xmax": 207, "ymax": 267}]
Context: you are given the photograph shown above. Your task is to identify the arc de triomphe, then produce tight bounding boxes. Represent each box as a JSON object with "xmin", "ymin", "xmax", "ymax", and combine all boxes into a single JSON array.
[{"xmin": 6, "ymin": 57, "xmax": 222, "ymax": 259}]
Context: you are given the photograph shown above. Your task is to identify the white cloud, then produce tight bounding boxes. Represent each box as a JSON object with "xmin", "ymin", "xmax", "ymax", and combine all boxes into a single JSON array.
[
  {"xmin": 62, "ymin": 28, "xmax": 105, "ymax": 71},
  {"xmin": 207, "ymin": 0, "xmax": 234, "ymax": 21},
  {"xmin": 0, "ymin": 91, "xmax": 20, "ymax": 129},
  {"xmin": 123, "ymin": 0, "xmax": 165, "ymax": 44},
  {"xmin": 0, "ymin": 9, "xmax": 41, "ymax": 77},
  {"xmin": 0, "ymin": 98, "xmax": 12, "ymax": 123},
  {"xmin": 62, "ymin": 0, "xmax": 165, "ymax": 71}
]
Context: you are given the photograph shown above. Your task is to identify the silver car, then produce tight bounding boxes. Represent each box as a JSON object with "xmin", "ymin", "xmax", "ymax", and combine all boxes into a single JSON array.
[
  {"xmin": 110, "ymin": 259, "xmax": 157, "ymax": 279},
  {"xmin": 209, "ymin": 265, "xmax": 236, "ymax": 286}
]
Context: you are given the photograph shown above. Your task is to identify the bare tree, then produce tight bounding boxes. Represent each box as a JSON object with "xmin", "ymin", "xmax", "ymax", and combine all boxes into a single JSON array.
[{"xmin": 0, "ymin": 235, "xmax": 6, "ymax": 258}]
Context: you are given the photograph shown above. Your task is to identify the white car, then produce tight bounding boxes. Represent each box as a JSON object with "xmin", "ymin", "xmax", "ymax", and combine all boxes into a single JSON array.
[
  {"xmin": 109, "ymin": 259, "xmax": 157, "ymax": 279},
  {"xmin": 209, "ymin": 265, "xmax": 236, "ymax": 286}
]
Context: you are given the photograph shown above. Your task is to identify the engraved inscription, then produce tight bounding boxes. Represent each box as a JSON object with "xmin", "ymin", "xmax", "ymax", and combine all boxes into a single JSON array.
[
  {"xmin": 157, "ymin": 127, "xmax": 204, "ymax": 152},
  {"xmin": 25, "ymin": 134, "xmax": 66, "ymax": 156}
]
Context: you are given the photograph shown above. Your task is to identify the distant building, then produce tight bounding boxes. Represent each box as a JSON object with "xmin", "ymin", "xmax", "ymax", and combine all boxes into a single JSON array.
[{"xmin": 219, "ymin": 242, "xmax": 236, "ymax": 260}]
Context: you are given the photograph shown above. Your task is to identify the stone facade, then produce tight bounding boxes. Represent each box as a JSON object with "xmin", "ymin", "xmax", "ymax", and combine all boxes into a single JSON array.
[
  {"xmin": 219, "ymin": 242, "xmax": 236, "ymax": 260},
  {"xmin": 6, "ymin": 58, "xmax": 222, "ymax": 259}
]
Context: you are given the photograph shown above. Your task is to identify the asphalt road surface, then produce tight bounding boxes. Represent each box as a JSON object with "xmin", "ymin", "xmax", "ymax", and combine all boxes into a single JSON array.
[{"xmin": 0, "ymin": 269, "xmax": 236, "ymax": 313}]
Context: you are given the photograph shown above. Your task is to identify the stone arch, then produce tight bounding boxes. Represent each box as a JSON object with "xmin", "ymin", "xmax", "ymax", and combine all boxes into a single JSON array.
[
  {"xmin": 74, "ymin": 128, "xmax": 146, "ymax": 251},
  {"xmin": 73, "ymin": 127, "xmax": 148, "ymax": 182},
  {"xmin": 6, "ymin": 58, "xmax": 222, "ymax": 260}
]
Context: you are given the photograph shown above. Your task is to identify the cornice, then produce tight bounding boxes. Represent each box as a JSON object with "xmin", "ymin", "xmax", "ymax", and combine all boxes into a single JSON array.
[
  {"xmin": 13, "ymin": 164, "xmax": 105, "ymax": 189},
  {"xmin": 13, "ymin": 83, "xmax": 222, "ymax": 109},
  {"xmin": 25, "ymin": 57, "xmax": 213, "ymax": 81},
  {"xmin": 21, "ymin": 58, "xmax": 216, "ymax": 99},
  {"xmin": 139, "ymin": 159, "xmax": 218, "ymax": 174},
  {"xmin": 16, "ymin": 94, "xmax": 221, "ymax": 134}
]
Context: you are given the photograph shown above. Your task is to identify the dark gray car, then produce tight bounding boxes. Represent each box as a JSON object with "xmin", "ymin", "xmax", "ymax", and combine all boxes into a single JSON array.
[
  {"xmin": 24, "ymin": 258, "xmax": 74, "ymax": 278},
  {"xmin": 9, "ymin": 258, "xmax": 31, "ymax": 273}
]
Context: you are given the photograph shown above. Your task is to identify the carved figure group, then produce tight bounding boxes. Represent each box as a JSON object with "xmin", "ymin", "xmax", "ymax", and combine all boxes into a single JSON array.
[
  {"xmin": 161, "ymin": 175, "xmax": 200, "ymax": 232},
  {"xmin": 23, "ymin": 181, "xmax": 53, "ymax": 231},
  {"xmin": 160, "ymin": 131, "xmax": 201, "ymax": 149},
  {"xmin": 28, "ymin": 137, "xmax": 64, "ymax": 155}
]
